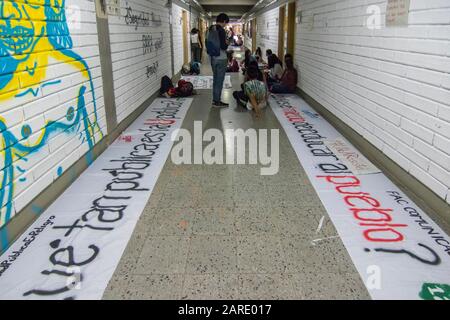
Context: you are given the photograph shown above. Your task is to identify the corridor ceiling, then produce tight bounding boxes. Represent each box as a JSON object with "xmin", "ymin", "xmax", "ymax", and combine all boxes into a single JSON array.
[{"xmin": 197, "ymin": 0, "xmax": 259, "ymax": 20}]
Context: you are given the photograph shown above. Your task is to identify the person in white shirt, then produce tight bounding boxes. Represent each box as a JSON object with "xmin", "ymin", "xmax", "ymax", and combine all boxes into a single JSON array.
[
  {"xmin": 266, "ymin": 53, "xmax": 284, "ymax": 85},
  {"xmin": 190, "ymin": 28, "xmax": 203, "ymax": 63}
]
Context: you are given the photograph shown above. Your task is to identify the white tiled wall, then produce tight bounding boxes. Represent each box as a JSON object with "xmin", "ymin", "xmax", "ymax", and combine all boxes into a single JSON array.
[
  {"xmin": 0, "ymin": 0, "xmax": 106, "ymax": 227},
  {"xmin": 256, "ymin": 7, "xmax": 280, "ymax": 58},
  {"xmin": 190, "ymin": 10, "xmax": 199, "ymax": 34},
  {"xmin": 108, "ymin": 0, "xmax": 172, "ymax": 123},
  {"xmin": 244, "ymin": 21, "xmax": 254, "ymax": 50},
  {"xmin": 172, "ymin": 3, "xmax": 190, "ymax": 74},
  {"xmin": 295, "ymin": 0, "xmax": 450, "ymax": 203}
]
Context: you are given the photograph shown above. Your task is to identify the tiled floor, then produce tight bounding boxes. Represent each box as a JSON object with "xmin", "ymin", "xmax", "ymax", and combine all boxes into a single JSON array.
[{"xmin": 103, "ymin": 51, "xmax": 371, "ymax": 300}]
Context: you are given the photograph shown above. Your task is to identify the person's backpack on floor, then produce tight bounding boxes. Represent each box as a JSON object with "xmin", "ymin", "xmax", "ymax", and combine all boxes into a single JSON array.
[
  {"xmin": 190, "ymin": 62, "xmax": 201, "ymax": 75},
  {"xmin": 176, "ymin": 80, "xmax": 194, "ymax": 97},
  {"xmin": 206, "ymin": 25, "xmax": 221, "ymax": 57},
  {"xmin": 181, "ymin": 63, "xmax": 191, "ymax": 75},
  {"xmin": 181, "ymin": 62, "xmax": 200, "ymax": 76}
]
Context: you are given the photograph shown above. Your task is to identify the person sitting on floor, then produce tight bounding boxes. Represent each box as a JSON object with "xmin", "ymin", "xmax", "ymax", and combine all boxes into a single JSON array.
[
  {"xmin": 265, "ymin": 53, "xmax": 283, "ymax": 85},
  {"xmin": 244, "ymin": 66, "xmax": 268, "ymax": 118},
  {"xmin": 226, "ymin": 50, "xmax": 239, "ymax": 72},
  {"xmin": 233, "ymin": 66, "xmax": 268, "ymax": 118},
  {"xmin": 236, "ymin": 35, "xmax": 243, "ymax": 46},
  {"xmin": 246, "ymin": 60, "xmax": 264, "ymax": 82},
  {"xmin": 233, "ymin": 64, "xmax": 256, "ymax": 107},
  {"xmin": 254, "ymin": 47, "xmax": 263, "ymax": 62},
  {"xmin": 241, "ymin": 49, "xmax": 255, "ymax": 74},
  {"xmin": 269, "ymin": 54, "xmax": 298, "ymax": 94},
  {"xmin": 256, "ymin": 47, "xmax": 268, "ymax": 66}
]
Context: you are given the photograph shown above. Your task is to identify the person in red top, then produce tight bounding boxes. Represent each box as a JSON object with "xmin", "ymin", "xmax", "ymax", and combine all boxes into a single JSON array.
[
  {"xmin": 226, "ymin": 50, "xmax": 239, "ymax": 72},
  {"xmin": 270, "ymin": 54, "xmax": 298, "ymax": 94}
]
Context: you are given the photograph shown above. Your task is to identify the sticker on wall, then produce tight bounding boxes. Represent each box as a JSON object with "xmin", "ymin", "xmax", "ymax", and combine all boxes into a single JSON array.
[
  {"xmin": 296, "ymin": 11, "xmax": 302, "ymax": 24},
  {"xmin": 107, "ymin": 0, "xmax": 120, "ymax": 16},
  {"xmin": 0, "ymin": 98, "xmax": 193, "ymax": 300},
  {"xmin": 270, "ymin": 94, "xmax": 450, "ymax": 300},
  {"xmin": 95, "ymin": 0, "xmax": 108, "ymax": 19},
  {"xmin": 386, "ymin": 0, "xmax": 410, "ymax": 27},
  {"xmin": 181, "ymin": 75, "xmax": 232, "ymax": 90}
]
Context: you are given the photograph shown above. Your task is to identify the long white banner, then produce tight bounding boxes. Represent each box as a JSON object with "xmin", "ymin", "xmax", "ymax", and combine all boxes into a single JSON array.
[
  {"xmin": 270, "ymin": 94, "xmax": 450, "ymax": 300},
  {"xmin": 181, "ymin": 75, "xmax": 232, "ymax": 90},
  {"xmin": 0, "ymin": 98, "xmax": 193, "ymax": 300}
]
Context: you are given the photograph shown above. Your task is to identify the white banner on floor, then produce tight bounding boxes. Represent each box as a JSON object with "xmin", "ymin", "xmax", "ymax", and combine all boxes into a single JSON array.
[
  {"xmin": 325, "ymin": 138, "xmax": 381, "ymax": 175},
  {"xmin": 181, "ymin": 75, "xmax": 232, "ymax": 89},
  {"xmin": 0, "ymin": 98, "xmax": 193, "ymax": 300},
  {"xmin": 270, "ymin": 94, "xmax": 450, "ymax": 300}
]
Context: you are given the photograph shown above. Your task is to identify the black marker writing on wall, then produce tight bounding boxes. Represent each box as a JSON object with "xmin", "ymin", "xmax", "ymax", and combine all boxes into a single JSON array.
[
  {"xmin": 146, "ymin": 62, "xmax": 159, "ymax": 78},
  {"xmin": 124, "ymin": 4, "xmax": 162, "ymax": 30},
  {"xmin": 125, "ymin": 5, "xmax": 150, "ymax": 30},
  {"xmin": 154, "ymin": 32, "xmax": 164, "ymax": 51},
  {"xmin": 142, "ymin": 33, "xmax": 164, "ymax": 55},
  {"xmin": 151, "ymin": 12, "xmax": 162, "ymax": 27},
  {"xmin": 143, "ymin": 34, "xmax": 152, "ymax": 55}
]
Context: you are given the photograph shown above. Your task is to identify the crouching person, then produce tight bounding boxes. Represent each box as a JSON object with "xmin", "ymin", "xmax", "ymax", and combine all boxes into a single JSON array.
[{"xmin": 235, "ymin": 66, "xmax": 268, "ymax": 118}]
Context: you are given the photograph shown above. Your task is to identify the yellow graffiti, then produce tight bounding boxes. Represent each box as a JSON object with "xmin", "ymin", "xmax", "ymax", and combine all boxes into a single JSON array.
[
  {"xmin": 0, "ymin": 1, "xmax": 90, "ymax": 101},
  {"xmin": 0, "ymin": 0, "xmax": 102, "ymax": 230}
]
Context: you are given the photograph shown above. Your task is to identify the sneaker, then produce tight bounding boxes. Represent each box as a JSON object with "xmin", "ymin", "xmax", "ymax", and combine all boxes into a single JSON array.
[{"xmin": 212, "ymin": 101, "xmax": 229, "ymax": 108}]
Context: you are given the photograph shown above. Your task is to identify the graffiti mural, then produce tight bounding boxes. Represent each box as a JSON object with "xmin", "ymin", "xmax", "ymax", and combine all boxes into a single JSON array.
[{"xmin": 0, "ymin": 0, "xmax": 102, "ymax": 229}]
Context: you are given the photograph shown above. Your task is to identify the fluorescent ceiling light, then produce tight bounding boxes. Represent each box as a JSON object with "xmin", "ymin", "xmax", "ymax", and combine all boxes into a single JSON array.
[
  {"xmin": 255, "ymin": 0, "xmax": 264, "ymax": 7},
  {"xmin": 265, "ymin": 0, "xmax": 277, "ymax": 7}
]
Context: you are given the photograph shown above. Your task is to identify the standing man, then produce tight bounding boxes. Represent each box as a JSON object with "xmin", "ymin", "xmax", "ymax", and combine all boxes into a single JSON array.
[
  {"xmin": 206, "ymin": 13, "xmax": 230, "ymax": 107},
  {"xmin": 190, "ymin": 28, "xmax": 203, "ymax": 63}
]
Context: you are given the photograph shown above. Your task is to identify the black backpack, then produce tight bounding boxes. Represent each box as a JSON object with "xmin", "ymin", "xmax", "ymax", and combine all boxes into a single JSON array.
[
  {"xmin": 206, "ymin": 25, "xmax": 221, "ymax": 57},
  {"xmin": 190, "ymin": 62, "xmax": 200, "ymax": 75}
]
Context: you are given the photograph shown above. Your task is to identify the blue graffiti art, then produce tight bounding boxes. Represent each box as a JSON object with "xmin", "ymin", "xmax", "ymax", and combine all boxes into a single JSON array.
[{"xmin": 0, "ymin": 0, "xmax": 102, "ymax": 240}]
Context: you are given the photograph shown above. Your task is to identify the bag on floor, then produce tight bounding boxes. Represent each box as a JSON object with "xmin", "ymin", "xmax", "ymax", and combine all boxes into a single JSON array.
[
  {"xmin": 206, "ymin": 25, "xmax": 220, "ymax": 57},
  {"xmin": 176, "ymin": 80, "xmax": 194, "ymax": 97},
  {"xmin": 181, "ymin": 63, "xmax": 191, "ymax": 75},
  {"xmin": 190, "ymin": 62, "xmax": 201, "ymax": 75}
]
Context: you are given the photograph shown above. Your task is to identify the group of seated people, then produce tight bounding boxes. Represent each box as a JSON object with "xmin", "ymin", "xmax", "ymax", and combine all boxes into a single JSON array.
[
  {"xmin": 232, "ymin": 35, "xmax": 244, "ymax": 47},
  {"xmin": 230, "ymin": 47, "xmax": 298, "ymax": 117},
  {"xmin": 227, "ymin": 50, "xmax": 240, "ymax": 73}
]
